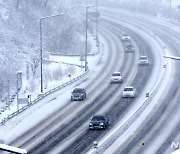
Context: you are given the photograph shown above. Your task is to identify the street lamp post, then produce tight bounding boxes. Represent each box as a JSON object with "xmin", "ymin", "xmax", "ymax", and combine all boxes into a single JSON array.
[
  {"xmin": 85, "ymin": 7, "xmax": 88, "ymax": 71},
  {"xmin": 85, "ymin": 5, "xmax": 96, "ymax": 71},
  {"xmin": 85, "ymin": 4, "xmax": 105, "ymax": 71},
  {"xmin": 40, "ymin": 18, "xmax": 43, "ymax": 93},
  {"xmin": 40, "ymin": 13, "xmax": 64, "ymax": 93}
]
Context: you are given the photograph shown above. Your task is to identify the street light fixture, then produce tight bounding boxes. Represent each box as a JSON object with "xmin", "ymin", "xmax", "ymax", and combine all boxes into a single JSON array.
[{"xmin": 40, "ymin": 13, "xmax": 64, "ymax": 93}]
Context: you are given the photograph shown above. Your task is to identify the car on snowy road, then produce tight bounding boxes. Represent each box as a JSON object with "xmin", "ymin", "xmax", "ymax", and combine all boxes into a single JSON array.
[
  {"xmin": 122, "ymin": 86, "xmax": 136, "ymax": 98},
  {"xmin": 71, "ymin": 88, "xmax": 86, "ymax": 101},
  {"xmin": 89, "ymin": 115, "xmax": 109, "ymax": 130},
  {"xmin": 125, "ymin": 44, "xmax": 135, "ymax": 52},
  {"xmin": 138, "ymin": 56, "xmax": 149, "ymax": 65},
  {"xmin": 122, "ymin": 34, "xmax": 131, "ymax": 42},
  {"xmin": 111, "ymin": 72, "xmax": 123, "ymax": 83}
]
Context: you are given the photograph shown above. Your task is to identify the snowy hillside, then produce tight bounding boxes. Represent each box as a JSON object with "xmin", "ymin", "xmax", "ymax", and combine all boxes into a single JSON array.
[{"xmin": 0, "ymin": 0, "xmax": 94, "ymax": 103}]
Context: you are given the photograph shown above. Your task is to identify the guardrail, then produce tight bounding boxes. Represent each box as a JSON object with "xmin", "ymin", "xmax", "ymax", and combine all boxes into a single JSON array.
[
  {"xmin": 50, "ymin": 53, "xmax": 96, "ymax": 56},
  {"xmin": 0, "ymin": 70, "xmax": 89, "ymax": 126}
]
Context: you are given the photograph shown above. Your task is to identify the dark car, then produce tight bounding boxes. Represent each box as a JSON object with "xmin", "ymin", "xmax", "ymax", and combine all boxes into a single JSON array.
[
  {"xmin": 125, "ymin": 44, "xmax": 134, "ymax": 52},
  {"xmin": 89, "ymin": 115, "xmax": 109, "ymax": 130},
  {"xmin": 138, "ymin": 56, "xmax": 149, "ymax": 65},
  {"xmin": 71, "ymin": 88, "xmax": 86, "ymax": 101}
]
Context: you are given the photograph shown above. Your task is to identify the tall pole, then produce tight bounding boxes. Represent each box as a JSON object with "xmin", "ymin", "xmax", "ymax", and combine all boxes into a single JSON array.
[
  {"xmin": 16, "ymin": 73, "xmax": 19, "ymax": 111},
  {"xmin": 40, "ymin": 18, "xmax": 43, "ymax": 93},
  {"xmin": 85, "ymin": 7, "xmax": 88, "ymax": 71},
  {"xmin": 85, "ymin": 3, "xmax": 105, "ymax": 71},
  {"xmin": 40, "ymin": 14, "xmax": 63, "ymax": 93}
]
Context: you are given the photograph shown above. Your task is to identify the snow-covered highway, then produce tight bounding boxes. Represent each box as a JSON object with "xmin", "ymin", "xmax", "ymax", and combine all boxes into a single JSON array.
[{"xmin": 0, "ymin": 4, "xmax": 180, "ymax": 154}]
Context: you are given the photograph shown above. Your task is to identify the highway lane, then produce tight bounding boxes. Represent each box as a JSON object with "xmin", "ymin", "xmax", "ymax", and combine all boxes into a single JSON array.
[{"xmin": 99, "ymin": 7, "xmax": 180, "ymax": 154}]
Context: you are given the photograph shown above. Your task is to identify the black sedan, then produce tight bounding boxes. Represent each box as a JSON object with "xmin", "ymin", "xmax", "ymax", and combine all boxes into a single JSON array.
[{"xmin": 89, "ymin": 115, "xmax": 109, "ymax": 130}]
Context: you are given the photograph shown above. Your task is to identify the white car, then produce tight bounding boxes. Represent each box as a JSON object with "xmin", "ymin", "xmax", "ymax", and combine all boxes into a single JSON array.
[
  {"xmin": 122, "ymin": 86, "xmax": 136, "ymax": 98},
  {"xmin": 138, "ymin": 56, "xmax": 149, "ymax": 65},
  {"xmin": 111, "ymin": 72, "xmax": 123, "ymax": 83},
  {"xmin": 122, "ymin": 34, "xmax": 131, "ymax": 42}
]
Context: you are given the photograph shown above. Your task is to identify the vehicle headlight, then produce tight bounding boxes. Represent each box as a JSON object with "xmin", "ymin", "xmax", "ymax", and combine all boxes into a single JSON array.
[
  {"xmin": 89, "ymin": 123, "xmax": 93, "ymax": 125},
  {"xmin": 100, "ymin": 123, "xmax": 104, "ymax": 125}
]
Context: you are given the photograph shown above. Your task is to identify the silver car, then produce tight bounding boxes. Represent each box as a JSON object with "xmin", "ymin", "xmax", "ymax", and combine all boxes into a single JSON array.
[
  {"xmin": 138, "ymin": 56, "xmax": 149, "ymax": 65},
  {"xmin": 111, "ymin": 72, "xmax": 123, "ymax": 83},
  {"xmin": 122, "ymin": 86, "xmax": 136, "ymax": 98}
]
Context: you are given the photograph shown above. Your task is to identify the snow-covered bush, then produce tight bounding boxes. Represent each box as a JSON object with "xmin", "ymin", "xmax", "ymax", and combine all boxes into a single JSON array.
[{"xmin": 52, "ymin": 67, "xmax": 63, "ymax": 80}]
